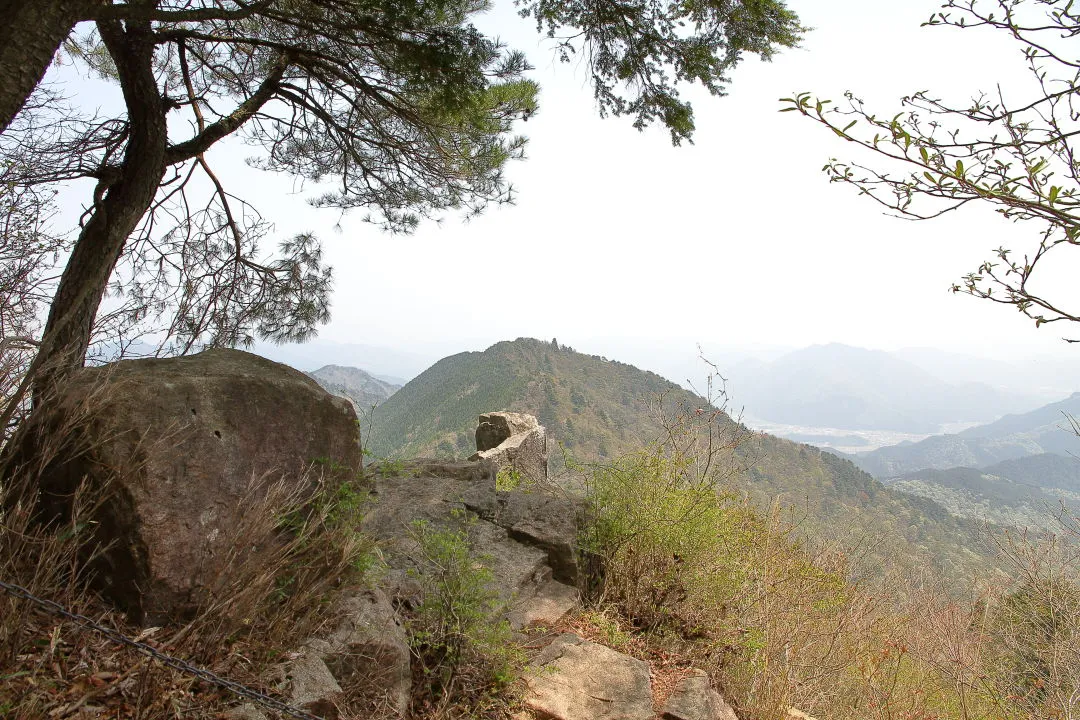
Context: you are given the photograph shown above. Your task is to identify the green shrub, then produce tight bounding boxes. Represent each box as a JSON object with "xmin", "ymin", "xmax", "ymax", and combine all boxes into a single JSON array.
[
  {"xmin": 580, "ymin": 414, "xmax": 859, "ymax": 718},
  {"xmin": 495, "ymin": 466, "xmax": 522, "ymax": 492},
  {"xmin": 406, "ymin": 517, "xmax": 524, "ymax": 712},
  {"xmin": 584, "ymin": 449, "xmax": 747, "ymax": 634}
]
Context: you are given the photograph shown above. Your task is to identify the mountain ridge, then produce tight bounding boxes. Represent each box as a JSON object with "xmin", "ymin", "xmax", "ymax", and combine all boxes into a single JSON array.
[
  {"xmin": 848, "ymin": 392, "xmax": 1080, "ymax": 478},
  {"xmin": 307, "ymin": 364, "xmax": 401, "ymax": 413},
  {"xmin": 885, "ymin": 453, "xmax": 1080, "ymax": 529},
  {"xmin": 370, "ymin": 337, "xmax": 995, "ymax": 577}
]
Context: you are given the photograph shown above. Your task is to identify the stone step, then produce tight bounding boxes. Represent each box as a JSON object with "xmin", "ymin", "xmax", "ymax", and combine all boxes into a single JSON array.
[
  {"xmin": 525, "ymin": 633, "xmax": 653, "ymax": 720},
  {"xmin": 509, "ymin": 577, "xmax": 579, "ymax": 630},
  {"xmin": 523, "ymin": 633, "xmax": 740, "ymax": 720}
]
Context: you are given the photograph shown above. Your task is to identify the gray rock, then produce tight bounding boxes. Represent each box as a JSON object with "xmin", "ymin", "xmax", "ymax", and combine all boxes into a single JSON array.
[
  {"xmin": 475, "ymin": 411, "xmax": 540, "ymax": 451},
  {"xmin": 662, "ymin": 669, "xmax": 739, "ymax": 720},
  {"xmin": 27, "ymin": 348, "xmax": 362, "ymax": 623},
  {"xmin": 526, "ymin": 633, "xmax": 653, "ymax": 720},
  {"xmin": 470, "ymin": 412, "xmax": 548, "ymax": 484},
  {"xmin": 307, "ymin": 588, "xmax": 411, "ymax": 717},
  {"xmin": 494, "ymin": 489, "xmax": 583, "ymax": 586},
  {"xmin": 361, "ymin": 460, "xmax": 497, "ymax": 564},
  {"xmin": 286, "ymin": 650, "xmax": 341, "ymax": 714},
  {"xmin": 470, "ymin": 520, "xmax": 551, "ymax": 606},
  {"xmin": 361, "ymin": 463, "xmax": 570, "ymax": 625},
  {"xmin": 223, "ymin": 705, "xmax": 269, "ymax": 720},
  {"xmin": 509, "ymin": 577, "xmax": 579, "ymax": 630}
]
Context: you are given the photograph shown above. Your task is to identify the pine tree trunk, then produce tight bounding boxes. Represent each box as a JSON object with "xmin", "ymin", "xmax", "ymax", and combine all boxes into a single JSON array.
[
  {"xmin": 0, "ymin": 0, "xmax": 87, "ymax": 133},
  {"xmin": 34, "ymin": 17, "xmax": 168, "ymax": 395}
]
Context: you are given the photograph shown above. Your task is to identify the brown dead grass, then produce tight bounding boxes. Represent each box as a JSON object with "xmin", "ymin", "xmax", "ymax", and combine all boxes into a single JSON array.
[{"xmin": 0, "ymin": 371, "xmax": 382, "ymax": 719}]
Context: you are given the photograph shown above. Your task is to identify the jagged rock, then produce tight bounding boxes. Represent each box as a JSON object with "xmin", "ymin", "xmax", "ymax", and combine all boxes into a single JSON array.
[
  {"xmin": 494, "ymin": 489, "xmax": 584, "ymax": 585},
  {"xmin": 475, "ymin": 411, "xmax": 540, "ymax": 451},
  {"xmin": 662, "ymin": 669, "xmax": 739, "ymax": 720},
  {"xmin": 306, "ymin": 588, "xmax": 411, "ymax": 717},
  {"xmin": 470, "ymin": 411, "xmax": 548, "ymax": 484},
  {"xmin": 26, "ymin": 348, "xmax": 362, "ymax": 623},
  {"xmin": 526, "ymin": 633, "xmax": 653, "ymax": 720},
  {"xmin": 362, "ymin": 462, "xmax": 581, "ymax": 629},
  {"xmin": 285, "ymin": 650, "xmax": 341, "ymax": 716}
]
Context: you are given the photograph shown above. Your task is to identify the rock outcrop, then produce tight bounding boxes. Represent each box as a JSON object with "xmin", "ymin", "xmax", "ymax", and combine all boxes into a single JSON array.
[
  {"xmin": 265, "ymin": 459, "xmax": 583, "ymax": 717},
  {"xmin": 470, "ymin": 411, "xmax": 548, "ymax": 484},
  {"xmin": 29, "ymin": 348, "xmax": 363, "ymax": 623},
  {"xmin": 662, "ymin": 670, "xmax": 739, "ymax": 720},
  {"xmin": 524, "ymin": 639, "xmax": 740, "ymax": 720},
  {"xmin": 306, "ymin": 588, "xmax": 412, "ymax": 716},
  {"xmin": 360, "ymin": 459, "xmax": 580, "ymax": 631}
]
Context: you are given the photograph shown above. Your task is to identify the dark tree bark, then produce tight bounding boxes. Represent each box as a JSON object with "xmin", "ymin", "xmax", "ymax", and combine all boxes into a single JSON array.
[
  {"xmin": 0, "ymin": 0, "xmax": 88, "ymax": 133},
  {"xmin": 35, "ymin": 16, "xmax": 168, "ymax": 392}
]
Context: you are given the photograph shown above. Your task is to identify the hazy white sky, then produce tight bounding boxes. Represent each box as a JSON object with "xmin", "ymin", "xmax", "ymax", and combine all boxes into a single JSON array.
[
  {"xmin": 55, "ymin": 0, "xmax": 1080, "ymax": 371},
  {"xmin": 298, "ymin": 0, "xmax": 1077, "ymax": 362}
]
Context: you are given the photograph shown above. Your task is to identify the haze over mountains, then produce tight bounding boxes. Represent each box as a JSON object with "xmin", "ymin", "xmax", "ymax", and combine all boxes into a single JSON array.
[
  {"xmin": 260, "ymin": 339, "xmax": 1059, "ymax": 442},
  {"xmin": 848, "ymin": 393, "xmax": 1080, "ymax": 477},
  {"xmin": 307, "ymin": 365, "xmax": 401, "ymax": 413},
  {"xmin": 837, "ymin": 392, "xmax": 1080, "ymax": 528},
  {"xmin": 725, "ymin": 343, "xmax": 1040, "ymax": 435},
  {"xmin": 259, "ymin": 337, "xmax": 1080, "ymax": 533},
  {"xmin": 884, "ymin": 454, "xmax": 1080, "ymax": 529}
]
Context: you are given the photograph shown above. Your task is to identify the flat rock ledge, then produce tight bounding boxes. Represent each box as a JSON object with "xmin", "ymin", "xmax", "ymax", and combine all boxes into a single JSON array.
[
  {"xmin": 522, "ymin": 635, "xmax": 741, "ymax": 720},
  {"xmin": 525, "ymin": 634, "xmax": 653, "ymax": 720}
]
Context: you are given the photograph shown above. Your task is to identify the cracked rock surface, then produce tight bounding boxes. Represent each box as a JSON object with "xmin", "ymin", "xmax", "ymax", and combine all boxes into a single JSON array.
[{"xmin": 525, "ymin": 633, "xmax": 654, "ymax": 720}]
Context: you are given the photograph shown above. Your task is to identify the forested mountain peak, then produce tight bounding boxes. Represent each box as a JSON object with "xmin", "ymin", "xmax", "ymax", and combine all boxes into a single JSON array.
[{"xmin": 370, "ymin": 337, "xmax": 994, "ymax": 577}]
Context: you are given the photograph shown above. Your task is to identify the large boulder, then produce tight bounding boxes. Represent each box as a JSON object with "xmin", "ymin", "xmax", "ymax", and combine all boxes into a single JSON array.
[
  {"xmin": 30, "ymin": 348, "xmax": 363, "ymax": 623},
  {"xmin": 525, "ymin": 633, "xmax": 654, "ymax": 720},
  {"xmin": 470, "ymin": 412, "xmax": 548, "ymax": 484}
]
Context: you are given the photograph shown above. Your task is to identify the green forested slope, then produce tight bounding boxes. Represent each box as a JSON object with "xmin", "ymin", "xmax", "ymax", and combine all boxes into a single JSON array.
[
  {"xmin": 366, "ymin": 338, "xmax": 679, "ymax": 460},
  {"xmin": 369, "ymin": 338, "xmax": 993, "ymax": 576},
  {"xmin": 881, "ymin": 453, "xmax": 1080, "ymax": 529}
]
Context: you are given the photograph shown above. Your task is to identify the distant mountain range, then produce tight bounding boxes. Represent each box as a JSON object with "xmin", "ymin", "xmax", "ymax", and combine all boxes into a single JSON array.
[
  {"xmin": 848, "ymin": 392, "xmax": 1080, "ymax": 477},
  {"xmin": 255, "ymin": 340, "xmax": 435, "ymax": 382},
  {"xmin": 726, "ymin": 343, "xmax": 1040, "ymax": 434},
  {"xmin": 307, "ymin": 365, "xmax": 401, "ymax": 414},
  {"xmin": 367, "ymin": 337, "xmax": 995, "ymax": 578},
  {"xmin": 825, "ymin": 392, "xmax": 1080, "ymax": 529},
  {"xmin": 885, "ymin": 454, "xmax": 1080, "ymax": 529}
]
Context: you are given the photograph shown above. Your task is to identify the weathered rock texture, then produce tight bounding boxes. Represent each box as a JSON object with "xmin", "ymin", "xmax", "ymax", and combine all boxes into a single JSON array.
[
  {"xmin": 495, "ymin": 489, "xmax": 584, "ymax": 585},
  {"xmin": 29, "ymin": 348, "xmax": 362, "ymax": 623},
  {"xmin": 305, "ymin": 588, "xmax": 411, "ymax": 717},
  {"xmin": 526, "ymin": 633, "xmax": 654, "ymax": 720},
  {"xmin": 268, "ymin": 459, "xmax": 583, "ymax": 718},
  {"xmin": 662, "ymin": 669, "xmax": 739, "ymax": 720},
  {"xmin": 470, "ymin": 411, "xmax": 548, "ymax": 483},
  {"xmin": 361, "ymin": 459, "xmax": 580, "ymax": 631}
]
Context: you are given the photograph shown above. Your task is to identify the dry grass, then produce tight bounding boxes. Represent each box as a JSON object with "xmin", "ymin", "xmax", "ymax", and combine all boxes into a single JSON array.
[
  {"xmin": 578, "ymin": 393, "xmax": 1080, "ymax": 720},
  {"xmin": 0, "ymin": 367, "xmax": 383, "ymax": 719}
]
